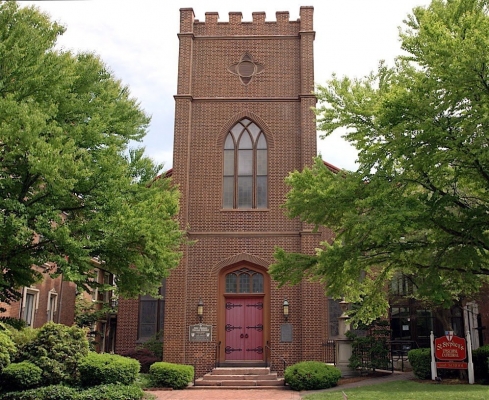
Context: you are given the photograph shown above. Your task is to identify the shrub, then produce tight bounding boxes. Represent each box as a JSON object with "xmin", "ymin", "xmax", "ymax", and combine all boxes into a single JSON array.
[
  {"xmin": 0, "ymin": 361, "xmax": 42, "ymax": 392},
  {"xmin": 472, "ymin": 344, "xmax": 489, "ymax": 382},
  {"xmin": 7, "ymin": 327, "xmax": 37, "ymax": 362},
  {"xmin": 0, "ymin": 385, "xmax": 77, "ymax": 400},
  {"xmin": 408, "ymin": 348, "xmax": 431, "ymax": 379},
  {"xmin": 121, "ymin": 348, "xmax": 159, "ymax": 373},
  {"xmin": 0, "ymin": 384, "xmax": 144, "ymax": 400},
  {"xmin": 136, "ymin": 331, "xmax": 163, "ymax": 359},
  {"xmin": 79, "ymin": 384, "xmax": 143, "ymax": 400},
  {"xmin": 0, "ymin": 330, "xmax": 16, "ymax": 371},
  {"xmin": 20, "ymin": 322, "xmax": 89, "ymax": 385},
  {"xmin": 284, "ymin": 361, "xmax": 341, "ymax": 391},
  {"xmin": 149, "ymin": 362, "xmax": 194, "ymax": 389},
  {"xmin": 78, "ymin": 352, "xmax": 140, "ymax": 387}
]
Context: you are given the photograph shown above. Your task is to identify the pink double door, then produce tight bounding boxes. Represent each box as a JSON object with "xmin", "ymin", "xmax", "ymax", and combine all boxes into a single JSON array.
[{"xmin": 225, "ymin": 297, "xmax": 264, "ymax": 361}]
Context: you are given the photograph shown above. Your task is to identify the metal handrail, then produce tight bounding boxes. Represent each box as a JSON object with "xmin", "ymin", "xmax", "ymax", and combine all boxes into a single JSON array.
[
  {"xmin": 215, "ymin": 340, "xmax": 221, "ymax": 368},
  {"xmin": 279, "ymin": 356, "xmax": 287, "ymax": 385},
  {"xmin": 265, "ymin": 341, "xmax": 272, "ymax": 369},
  {"xmin": 192, "ymin": 341, "xmax": 222, "ymax": 385}
]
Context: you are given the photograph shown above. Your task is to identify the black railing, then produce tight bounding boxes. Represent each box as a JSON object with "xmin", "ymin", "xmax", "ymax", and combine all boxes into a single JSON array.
[
  {"xmin": 322, "ymin": 339, "xmax": 336, "ymax": 364},
  {"xmin": 265, "ymin": 341, "xmax": 272, "ymax": 369},
  {"xmin": 215, "ymin": 340, "xmax": 221, "ymax": 368},
  {"xmin": 389, "ymin": 340, "xmax": 418, "ymax": 371},
  {"xmin": 192, "ymin": 341, "xmax": 222, "ymax": 385}
]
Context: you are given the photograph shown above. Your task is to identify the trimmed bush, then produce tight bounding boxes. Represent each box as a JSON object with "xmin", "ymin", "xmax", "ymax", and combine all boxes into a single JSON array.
[
  {"xmin": 408, "ymin": 348, "xmax": 431, "ymax": 379},
  {"xmin": 149, "ymin": 362, "xmax": 194, "ymax": 389},
  {"xmin": 78, "ymin": 352, "xmax": 140, "ymax": 387},
  {"xmin": 0, "ymin": 361, "xmax": 42, "ymax": 392},
  {"xmin": 0, "ymin": 384, "xmax": 144, "ymax": 400},
  {"xmin": 472, "ymin": 344, "xmax": 489, "ymax": 382},
  {"xmin": 0, "ymin": 331, "xmax": 15, "ymax": 371},
  {"xmin": 121, "ymin": 348, "xmax": 159, "ymax": 373},
  {"xmin": 284, "ymin": 361, "xmax": 341, "ymax": 391},
  {"xmin": 79, "ymin": 384, "xmax": 143, "ymax": 400},
  {"xmin": 19, "ymin": 322, "xmax": 89, "ymax": 385},
  {"xmin": 0, "ymin": 385, "xmax": 77, "ymax": 400}
]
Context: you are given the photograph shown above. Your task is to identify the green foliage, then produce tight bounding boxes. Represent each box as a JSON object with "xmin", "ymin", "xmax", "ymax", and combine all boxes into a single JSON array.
[
  {"xmin": 270, "ymin": 0, "xmax": 489, "ymax": 325},
  {"xmin": 149, "ymin": 362, "xmax": 194, "ymax": 390},
  {"xmin": 74, "ymin": 294, "xmax": 115, "ymax": 329},
  {"xmin": 0, "ymin": 361, "xmax": 42, "ymax": 392},
  {"xmin": 407, "ymin": 348, "xmax": 431, "ymax": 379},
  {"xmin": 18, "ymin": 323, "xmax": 89, "ymax": 385},
  {"xmin": 121, "ymin": 348, "xmax": 159, "ymax": 373},
  {"xmin": 0, "ymin": 330, "xmax": 15, "ymax": 371},
  {"xmin": 284, "ymin": 361, "xmax": 341, "ymax": 391},
  {"xmin": 78, "ymin": 384, "xmax": 143, "ymax": 400},
  {"xmin": 472, "ymin": 344, "xmax": 489, "ymax": 382},
  {"xmin": 78, "ymin": 352, "xmax": 140, "ymax": 387},
  {"xmin": 347, "ymin": 320, "xmax": 391, "ymax": 372},
  {"xmin": 0, "ymin": 384, "xmax": 144, "ymax": 400},
  {"xmin": 0, "ymin": 318, "xmax": 26, "ymax": 331},
  {"xmin": 136, "ymin": 330, "xmax": 163, "ymax": 359},
  {"xmin": 0, "ymin": 1, "xmax": 183, "ymax": 304},
  {"xmin": 7, "ymin": 327, "xmax": 36, "ymax": 362}
]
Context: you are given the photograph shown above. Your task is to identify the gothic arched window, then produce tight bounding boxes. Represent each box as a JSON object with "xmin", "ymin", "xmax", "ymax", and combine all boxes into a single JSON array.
[
  {"xmin": 223, "ymin": 119, "xmax": 267, "ymax": 209},
  {"xmin": 225, "ymin": 268, "xmax": 264, "ymax": 293}
]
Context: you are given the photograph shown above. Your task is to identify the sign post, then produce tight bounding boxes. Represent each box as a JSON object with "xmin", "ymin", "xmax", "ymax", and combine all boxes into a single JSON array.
[{"xmin": 431, "ymin": 330, "xmax": 474, "ymax": 384}]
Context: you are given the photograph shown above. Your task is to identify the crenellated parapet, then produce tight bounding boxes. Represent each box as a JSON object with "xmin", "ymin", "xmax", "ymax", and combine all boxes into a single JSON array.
[{"xmin": 179, "ymin": 7, "xmax": 314, "ymax": 36}]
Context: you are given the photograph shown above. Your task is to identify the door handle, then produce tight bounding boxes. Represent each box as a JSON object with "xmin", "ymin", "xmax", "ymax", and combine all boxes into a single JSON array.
[
  {"xmin": 245, "ymin": 334, "xmax": 249, "ymax": 338},
  {"xmin": 240, "ymin": 334, "xmax": 244, "ymax": 338}
]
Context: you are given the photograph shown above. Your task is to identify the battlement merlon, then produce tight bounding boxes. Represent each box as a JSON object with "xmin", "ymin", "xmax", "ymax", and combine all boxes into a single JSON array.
[{"xmin": 179, "ymin": 7, "xmax": 314, "ymax": 35}]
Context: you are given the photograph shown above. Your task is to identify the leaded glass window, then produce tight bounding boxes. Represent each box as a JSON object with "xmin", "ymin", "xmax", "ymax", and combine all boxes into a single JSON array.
[
  {"xmin": 224, "ymin": 268, "xmax": 264, "ymax": 293},
  {"xmin": 223, "ymin": 119, "xmax": 268, "ymax": 209}
]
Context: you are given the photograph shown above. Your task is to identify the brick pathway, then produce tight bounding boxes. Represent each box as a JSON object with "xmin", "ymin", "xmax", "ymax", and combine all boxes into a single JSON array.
[{"xmin": 148, "ymin": 388, "xmax": 301, "ymax": 400}]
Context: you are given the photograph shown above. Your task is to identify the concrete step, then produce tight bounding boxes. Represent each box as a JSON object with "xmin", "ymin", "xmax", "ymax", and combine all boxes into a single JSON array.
[
  {"xmin": 211, "ymin": 367, "xmax": 271, "ymax": 375},
  {"xmin": 194, "ymin": 378, "xmax": 285, "ymax": 387},
  {"xmin": 202, "ymin": 373, "xmax": 279, "ymax": 381},
  {"xmin": 194, "ymin": 366, "xmax": 285, "ymax": 389}
]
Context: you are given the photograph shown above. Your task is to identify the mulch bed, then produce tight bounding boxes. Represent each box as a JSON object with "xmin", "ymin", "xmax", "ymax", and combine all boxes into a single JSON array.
[{"xmin": 338, "ymin": 371, "xmax": 393, "ymax": 386}]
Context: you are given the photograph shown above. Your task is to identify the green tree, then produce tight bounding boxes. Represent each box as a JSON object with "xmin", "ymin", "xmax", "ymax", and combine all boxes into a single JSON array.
[
  {"xmin": 270, "ymin": 0, "xmax": 489, "ymax": 325},
  {"xmin": 0, "ymin": 2, "xmax": 182, "ymax": 304}
]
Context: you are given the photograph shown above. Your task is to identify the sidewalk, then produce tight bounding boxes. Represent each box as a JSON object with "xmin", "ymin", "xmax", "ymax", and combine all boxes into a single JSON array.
[{"xmin": 147, "ymin": 371, "xmax": 414, "ymax": 400}]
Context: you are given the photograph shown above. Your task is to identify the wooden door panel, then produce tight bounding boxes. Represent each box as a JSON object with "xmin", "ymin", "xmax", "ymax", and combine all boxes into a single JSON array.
[{"xmin": 225, "ymin": 297, "xmax": 263, "ymax": 361}]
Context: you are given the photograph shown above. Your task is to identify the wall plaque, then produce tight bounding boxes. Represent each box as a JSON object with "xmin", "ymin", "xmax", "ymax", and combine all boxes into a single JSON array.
[
  {"xmin": 189, "ymin": 324, "xmax": 212, "ymax": 342},
  {"xmin": 281, "ymin": 323, "xmax": 293, "ymax": 343}
]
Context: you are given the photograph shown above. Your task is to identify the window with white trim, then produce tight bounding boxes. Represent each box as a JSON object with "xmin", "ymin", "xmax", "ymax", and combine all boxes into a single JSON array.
[
  {"xmin": 47, "ymin": 289, "xmax": 58, "ymax": 322},
  {"xmin": 21, "ymin": 287, "xmax": 39, "ymax": 327},
  {"xmin": 223, "ymin": 119, "xmax": 268, "ymax": 209}
]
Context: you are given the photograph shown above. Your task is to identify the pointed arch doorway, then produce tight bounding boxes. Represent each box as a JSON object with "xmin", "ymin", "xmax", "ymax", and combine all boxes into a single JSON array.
[{"xmin": 218, "ymin": 263, "xmax": 270, "ymax": 366}]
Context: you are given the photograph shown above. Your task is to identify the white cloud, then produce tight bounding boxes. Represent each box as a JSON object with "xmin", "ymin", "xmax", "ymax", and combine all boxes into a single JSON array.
[{"xmin": 23, "ymin": 0, "xmax": 432, "ymax": 170}]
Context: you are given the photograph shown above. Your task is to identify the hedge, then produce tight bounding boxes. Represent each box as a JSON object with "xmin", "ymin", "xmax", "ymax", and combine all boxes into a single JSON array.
[
  {"xmin": 284, "ymin": 361, "xmax": 341, "ymax": 391},
  {"xmin": 149, "ymin": 362, "xmax": 194, "ymax": 389},
  {"xmin": 78, "ymin": 352, "xmax": 140, "ymax": 387},
  {"xmin": 0, "ymin": 384, "xmax": 144, "ymax": 400},
  {"xmin": 0, "ymin": 361, "xmax": 42, "ymax": 392},
  {"xmin": 408, "ymin": 348, "xmax": 431, "ymax": 379}
]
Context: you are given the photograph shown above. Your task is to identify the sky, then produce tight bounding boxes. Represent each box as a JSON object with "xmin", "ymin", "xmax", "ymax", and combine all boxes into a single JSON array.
[{"xmin": 22, "ymin": 0, "xmax": 432, "ymax": 171}]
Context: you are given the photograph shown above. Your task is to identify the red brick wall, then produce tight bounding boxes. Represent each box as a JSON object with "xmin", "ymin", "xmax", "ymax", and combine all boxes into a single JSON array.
[
  {"xmin": 116, "ymin": 7, "xmax": 336, "ymax": 377},
  {"xmin": 0, "ymin": 273, "xmax": 76, "ymax": 328}
]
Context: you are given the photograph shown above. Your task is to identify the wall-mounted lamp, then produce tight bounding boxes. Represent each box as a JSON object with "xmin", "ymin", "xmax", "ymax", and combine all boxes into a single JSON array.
[
  {"xmin": 197, "ymin": 298, "xmax": 204, "ymax": 323},
  {"xmin": 283, "ymin": 299, "xmax": 289, "ymax": 322}
]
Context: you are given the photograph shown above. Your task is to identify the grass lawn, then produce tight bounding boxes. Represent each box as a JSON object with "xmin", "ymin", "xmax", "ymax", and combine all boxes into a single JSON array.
[{"xmin": 302, "ymin": 380, "xmax": 489, "ymax": 400}]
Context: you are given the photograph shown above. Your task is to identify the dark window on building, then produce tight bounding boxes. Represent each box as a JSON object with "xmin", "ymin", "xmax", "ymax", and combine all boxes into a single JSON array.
[
  {"xmin": 223, "ymin": 119, "xmax": 267, "ymax": 209},
  {"xmin": 138, "ymin": 281, "xmax": 165, "ymax": 342},
  {"xmin": 225, "ymin": 268, "xmax": 263, "ymax": 293}
]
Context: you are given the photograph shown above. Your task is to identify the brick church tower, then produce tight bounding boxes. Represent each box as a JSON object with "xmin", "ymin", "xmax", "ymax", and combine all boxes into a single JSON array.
[{"xmin": 116, "ymin": 6, "xmax": 336, "ymax": 378}]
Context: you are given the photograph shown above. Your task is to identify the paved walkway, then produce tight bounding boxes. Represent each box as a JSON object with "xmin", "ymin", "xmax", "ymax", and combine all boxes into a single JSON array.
[{"xmin": 147, "ymin": 371, "xmax": 414, "ymax": 400}]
